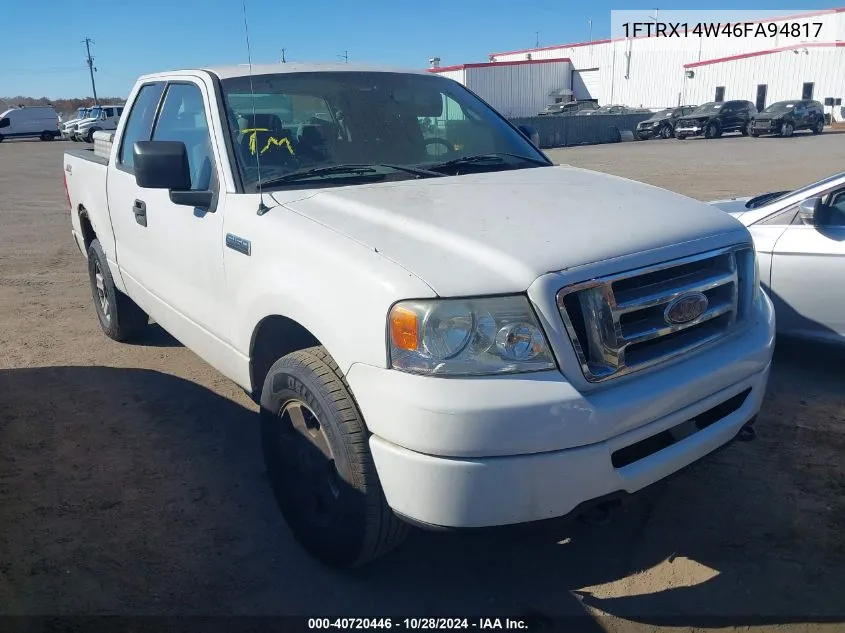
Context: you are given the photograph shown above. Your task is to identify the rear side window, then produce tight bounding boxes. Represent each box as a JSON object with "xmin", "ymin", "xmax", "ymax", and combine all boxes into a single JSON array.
[{"xmin": 118, "ymin": 82, "xmax": 165, "ymax": 170}]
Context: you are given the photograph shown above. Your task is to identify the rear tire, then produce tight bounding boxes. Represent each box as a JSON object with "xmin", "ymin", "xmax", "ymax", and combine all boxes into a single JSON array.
[
  {"xmin": 87, "ymin": 239, "xmax": 148, "ymax": 342},
  {"xmin": 85, "ymin": 127, "xmax": 100, "ymax": 143},
  {"xmin": 704, "ymin": 122, "xmax": 720, "ymax": 139},
  {"xmin": 40, "ymin": 131, "xmax": 54, "ymax": 141},
  {"xmin": 261, "ymin": 346, "xmax": 409, "ymax": 568},
  {"xmin": 813, "ymin": 119, "xmax": 824, "ymax": 135},
  {"xmin": 675, "ymin": 133, "xmax": 686, "ymax": 140},
  {"xmin": 780, "ymin": 121, "xmax": 794, "ymax": 138},
  {"xmin": 740, "ymin": 122, "xmax": 751, "ymax": 136}
]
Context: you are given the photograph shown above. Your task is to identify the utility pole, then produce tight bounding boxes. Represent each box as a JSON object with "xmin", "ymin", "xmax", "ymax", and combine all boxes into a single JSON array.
[
  {"xmin": 338, "ymin": 50, "xmax": 349, "ymax": 63},
  {"xmin": 280, "ymin": 48, "xmax": 286, "ymax": 63},
  {"xmin": 535, "ymin": 31, "xmax": 540, "ymax": 47},
  {"xmin": 82, "ymin": 37, "xmax": 98, "ymax": 104}
]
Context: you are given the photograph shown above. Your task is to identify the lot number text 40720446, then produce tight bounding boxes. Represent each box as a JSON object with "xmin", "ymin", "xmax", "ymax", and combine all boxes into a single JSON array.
[
  {"xmin": 307, "ymin": 618, "xmax": 529, "ymax": 630},
  {"xmin": 622, "ymin": 21, "xmax": 824, "ymax": 38}
]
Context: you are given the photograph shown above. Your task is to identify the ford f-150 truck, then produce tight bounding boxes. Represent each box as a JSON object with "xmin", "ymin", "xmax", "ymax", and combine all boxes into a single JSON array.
[{"xmin": 64, "ymin": 63, "xmax": 775, "ymax": 568}]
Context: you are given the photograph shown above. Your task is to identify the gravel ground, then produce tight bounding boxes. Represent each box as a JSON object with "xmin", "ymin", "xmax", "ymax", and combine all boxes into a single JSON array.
[{"xmin": 1, "ymin": 135, "xmax": 844, "ymax": 630}]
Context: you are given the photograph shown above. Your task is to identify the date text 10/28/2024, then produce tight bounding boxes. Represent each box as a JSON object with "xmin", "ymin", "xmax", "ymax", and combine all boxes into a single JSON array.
[{"xmin": 308, "ymin": 618, "xmax": 530, "ymax": 630}]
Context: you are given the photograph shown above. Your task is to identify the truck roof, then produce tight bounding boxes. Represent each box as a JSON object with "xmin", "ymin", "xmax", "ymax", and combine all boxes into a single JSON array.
[{"xmin": 137, "ymin": 63, "xmax": 429, "ymax": 82}]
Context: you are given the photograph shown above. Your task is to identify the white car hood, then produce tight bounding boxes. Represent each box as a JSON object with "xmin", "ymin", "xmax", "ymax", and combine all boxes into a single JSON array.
[
  {"xmin": 274, "ymin": 166, "xmax": 749, "ymax": 296},
  {"xmin": 708, "ymin": 197, "xmax": 753, "ymax": 222}
]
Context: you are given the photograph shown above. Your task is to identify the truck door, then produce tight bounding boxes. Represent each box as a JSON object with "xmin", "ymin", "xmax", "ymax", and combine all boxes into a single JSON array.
[
  {"xmin": 769, "ymin": 186, "xmax": 845, "ymax": 341},
  {"xmin": 108, "ymin": 78, "xmax": 230, "ymax": 343}
]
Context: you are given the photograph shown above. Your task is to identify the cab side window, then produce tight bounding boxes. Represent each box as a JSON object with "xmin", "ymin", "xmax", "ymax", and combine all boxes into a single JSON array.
[
  {"xmin": 151, "ymin": 82, "xmax": 215, "ymax": 191},
  {"xmin": 118, "ymin": 82, "xmax": 165, "ymax": 170},
  {"xmin": 0, "ymin": 118, "xmax": 9, "ymax": 129}
]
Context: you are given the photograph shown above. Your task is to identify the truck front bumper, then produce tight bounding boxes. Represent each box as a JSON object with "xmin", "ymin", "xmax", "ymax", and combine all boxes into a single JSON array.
[{"xmin": 348, "ymin": 293, "xmax": 774, "ymax": 529}]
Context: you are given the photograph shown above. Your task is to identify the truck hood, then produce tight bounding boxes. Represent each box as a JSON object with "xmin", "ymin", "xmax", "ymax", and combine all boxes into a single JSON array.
[{"xmin": 273, "ymin": 166, "xmax": 749, "ymax": 296}]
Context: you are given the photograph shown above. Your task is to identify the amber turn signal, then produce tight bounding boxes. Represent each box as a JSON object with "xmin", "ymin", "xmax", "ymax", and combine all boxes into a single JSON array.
[{"xmin": 389, "ymin": 305, "xmax": 419, "ymax": 351}]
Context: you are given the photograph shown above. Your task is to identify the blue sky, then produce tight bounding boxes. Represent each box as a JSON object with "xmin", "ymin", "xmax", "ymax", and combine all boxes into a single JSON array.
[{"xmin": 2, "ymin": 0, "xmax": 842, "ymax": 98}]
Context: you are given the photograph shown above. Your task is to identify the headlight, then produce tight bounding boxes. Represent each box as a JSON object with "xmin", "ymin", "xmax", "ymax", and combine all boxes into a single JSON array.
[{"xmin": 388, "ymin": 296, "xmax": 556, "ymax": 376}]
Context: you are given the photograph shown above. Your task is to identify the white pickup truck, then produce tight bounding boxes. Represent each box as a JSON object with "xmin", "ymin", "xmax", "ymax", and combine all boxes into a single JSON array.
[{"xmin": 64, "ymin": 63, "xmax": 775, "ymax": 567}]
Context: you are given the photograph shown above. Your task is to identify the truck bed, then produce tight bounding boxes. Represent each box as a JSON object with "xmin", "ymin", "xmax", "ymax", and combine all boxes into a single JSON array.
[{"xmin": 65, "ymin": 147, "xmax": 108, "ymax": 166}]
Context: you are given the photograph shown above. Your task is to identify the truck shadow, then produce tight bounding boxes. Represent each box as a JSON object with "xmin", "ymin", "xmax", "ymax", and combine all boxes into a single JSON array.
[{"xmin": 0, "ymin": 364, "xmax": 842, "ymax": 626}]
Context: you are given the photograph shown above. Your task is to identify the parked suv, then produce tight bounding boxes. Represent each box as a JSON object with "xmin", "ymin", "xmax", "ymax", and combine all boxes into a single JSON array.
[
  {"xmin": 751, "ymin": 100, "xmax": 825, "ymax": 137},
  {"xmin": 636, "ymin": 105, "xmax": 698, "ymax": 140},
  {"xmin": 675, "ymin": 100, "xmax": 757, "ymax": 139},
  {"xmin": 538, "ymin": 101, "xmax": 599, "ymax": 116}
]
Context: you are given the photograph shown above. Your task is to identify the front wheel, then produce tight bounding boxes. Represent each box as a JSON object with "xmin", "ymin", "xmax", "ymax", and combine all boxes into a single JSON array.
[
  {"xmin": 660, "ymin": 125, "xmax": 673, "ymax": 139},
  {"xmin": 675, "ymin": 134, "xmax": 686, "ymax": 140},
  {"xmin": 780, "ymin": 121, "xmax": 794, "ymax": 138},
  {"xmin": 740, "ymin": 122, "xmax": 751, "ymax": 136},
  {"xmin": 85, "ymin": 128, "xmax": 98, "ymax": 143},
  {"xmin": 40, "ymin": 131, "xmax": 54, "ymax": 141},
  {"xmin": 813, "ymin": 119, "xmax": 825, "ymax": 135},
  {"xmin": 261, "ymin": 346, "xmax": 409, "ymax": 567},
  {"xmin": 87, "ymin": 239, "xmax": 148, "ymax": 341},
  {"xmin": 704, "ymin": 122, "xmax": 720, "ymax": 139}
]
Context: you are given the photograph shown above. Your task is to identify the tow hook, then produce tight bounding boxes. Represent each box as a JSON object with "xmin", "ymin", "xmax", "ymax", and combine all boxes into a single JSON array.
[{"xmin": 736, "ymin": 416, "xmax": 757, "ymax": 442}]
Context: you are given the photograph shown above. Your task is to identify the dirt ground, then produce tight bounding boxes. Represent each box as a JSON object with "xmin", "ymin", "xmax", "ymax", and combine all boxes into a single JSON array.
[{"xmin": 1, "ymin": 134, "xmax": 844, "ymax": 630}]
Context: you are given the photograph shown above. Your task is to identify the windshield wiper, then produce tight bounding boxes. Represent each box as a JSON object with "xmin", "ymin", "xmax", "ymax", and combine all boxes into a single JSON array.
[
  {"xmin": 258, "ymin": 163, "xmax": 444, "ymax": 189},
  {"xmin": 426, "ymin": 152, "xmax": 549, "ymax": 171}
]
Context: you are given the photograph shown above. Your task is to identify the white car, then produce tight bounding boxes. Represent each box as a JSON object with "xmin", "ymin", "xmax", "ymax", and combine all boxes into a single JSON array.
[
  {"xmin": 710, "ymin": 172, "xmax": 845, "ymax": 344},
  {"xmin": 64, "ymin": 63, "xmax": 774, "ymax": 567}
]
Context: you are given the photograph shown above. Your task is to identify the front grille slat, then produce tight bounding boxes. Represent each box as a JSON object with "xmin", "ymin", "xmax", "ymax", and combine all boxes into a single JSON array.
[
  {"xmin": 556, "ymin": 245, "xmax": 753, "ymax": 383},
  {"xmin": 620, "ymin": 301, "xmax": 734, "ymax": 347},
  {"xmin": 614, "ymin": 268, "xmax": 735, "ymax": 314}
]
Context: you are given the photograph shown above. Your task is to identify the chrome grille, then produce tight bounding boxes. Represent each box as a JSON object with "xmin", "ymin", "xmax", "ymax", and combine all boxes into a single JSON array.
[{"xmin": 557, "ymin": 245, "xmax": 754, "ymax": 383}]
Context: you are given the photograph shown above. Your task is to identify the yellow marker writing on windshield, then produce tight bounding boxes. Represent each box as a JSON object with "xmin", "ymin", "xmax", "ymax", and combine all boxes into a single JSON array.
[{"xmin": 242, "ymin": 128, "xmax": 296, "ymax": 156}]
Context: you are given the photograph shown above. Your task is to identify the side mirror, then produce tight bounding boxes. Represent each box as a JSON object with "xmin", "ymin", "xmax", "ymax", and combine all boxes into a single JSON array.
[
  {"xmin": 798, "ymin": 197, "xmax": 821, "ymax": 226},
  {"xmin": 518, "ymin": 124, "xmax": 540, "ymax": 147},
  {"xmin": 133, "ymin": 140, "xmax": 214, "ymax": 208}
]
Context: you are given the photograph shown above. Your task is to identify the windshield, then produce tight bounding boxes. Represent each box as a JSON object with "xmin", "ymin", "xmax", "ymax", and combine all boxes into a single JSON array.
[
  {"xmin": 763, "ymin": 101, "xmax": 798, "ymax": 114},
  {"xmin": 87, "ymin": 107, "xmax": 102, "ymax": 119},
  {"xmin": 594, "ymin": 106, "xmax": 616, "ymax": 114},
  {"xmin": 691, "ymin": 102, "xmax": 722, "ymax": 115},
  {"xmin": 650, "ymin": 109, "xmax": 673, "ymax": 119},
  {"xmin": 221, "ymin": 71, "xmax": 548, "ymax": 190},
  {"xmin": 76, "ymin": 108, "xmax": 86, "ymax": 118}
]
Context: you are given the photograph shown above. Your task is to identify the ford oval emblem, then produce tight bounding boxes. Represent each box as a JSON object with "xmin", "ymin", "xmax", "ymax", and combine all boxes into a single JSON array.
[{"xmin": 664, "ymin": 292, "xmax": 709, "ymax": 325}]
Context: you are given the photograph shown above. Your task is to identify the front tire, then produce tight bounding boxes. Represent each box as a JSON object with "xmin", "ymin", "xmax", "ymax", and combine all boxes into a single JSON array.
[
  {"xmin": 675, "ymin": 133, "xmax": 686, "ymax": 140},
  {"xmin": 740, "ymin": 122, "xmax": 751, "ymax": 136},
  {"xmin": 261, "ymin": 346, "xmax": 409, "ymax": 568},
  {"xmin": 813, "ymin": 119, "xmax": 824, "ymax": 135},
  {"xmin": 704, "ymin": 121, "xmax": 720, "ymax": 139},
  {"xmin": 660, "ymin": 125, "xmax": 673, "ymax": 139},
  {"xmin": 40, "ymin": 131, "xmax": 54, "ymax": 141},
  {"xmin": 85, "ymin": 127, "xmax": 100, "ymax": 143},
  {"xmin": 87, "ymin": 239, "xmax": 148, "ymax": 341},
  {"xmin": 780, "ymin": 121, "xmax": 794, "ymax": 138}
]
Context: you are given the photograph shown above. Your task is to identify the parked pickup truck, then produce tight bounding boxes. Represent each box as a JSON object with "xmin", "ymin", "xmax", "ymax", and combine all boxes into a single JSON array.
[{"xmin": 64, "ymin": 63, "xmax": 775, "ymax": 568}]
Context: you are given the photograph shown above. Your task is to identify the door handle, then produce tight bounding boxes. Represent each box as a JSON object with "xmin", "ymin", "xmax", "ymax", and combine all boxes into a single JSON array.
[{"xmin": 133, "ymin": 199, "xmax": 147, "ymax": 227}]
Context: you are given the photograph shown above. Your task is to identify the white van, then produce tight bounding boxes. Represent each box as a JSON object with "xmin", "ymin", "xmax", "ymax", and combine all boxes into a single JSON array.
[
  {"xmin": 74, "ymin": 105, "xmax": 125, "ymax": 143},
  {"xmin": 0, "ymin": 106, "xmax": 60, "ymax": 142}
]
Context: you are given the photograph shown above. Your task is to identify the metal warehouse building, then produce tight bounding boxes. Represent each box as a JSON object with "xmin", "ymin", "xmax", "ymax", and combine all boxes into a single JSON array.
[{"xmin": 432, "ymin": 8, "xmax": 845, "ymax": 118}]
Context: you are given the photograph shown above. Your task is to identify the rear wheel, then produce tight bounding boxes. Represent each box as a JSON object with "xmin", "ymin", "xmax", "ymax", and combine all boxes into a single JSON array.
[
  {"xmin": 675, "ymin": 134, "xmax": 686, "ymax": 140},
  {"xmin": 813, "ymin": 118, "xmax": 825, "ymax": 135},
  {"xmin": 261, "ymin": 346, "xmax": 409, "ymax": 567},
  {"xmin": 40, "ymin": 131, "xmax": 54, "ymax": 141},
  {"xmin": 87, "ymin": 239, "xmax": 148, "ymax": 342},
  {"xmin": 740, "ymin": 122, "xmax": 751, "ymax": 137},
  {"xmin": 780, "ymin": 121, "xmax": 794, "ymax": 138}
]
